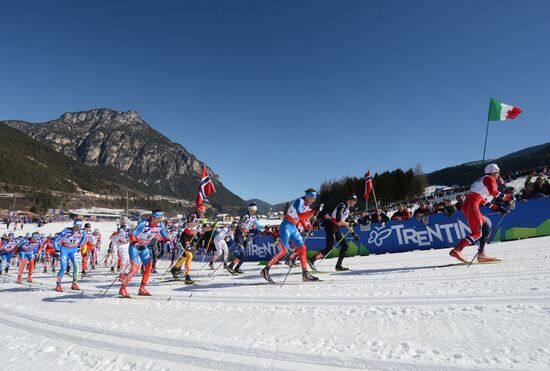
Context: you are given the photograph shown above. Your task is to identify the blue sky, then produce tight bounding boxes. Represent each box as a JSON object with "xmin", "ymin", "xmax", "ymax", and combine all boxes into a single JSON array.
[{"xmin": 1, "ymin": 0, "xmax": 549, "ymax": 204}]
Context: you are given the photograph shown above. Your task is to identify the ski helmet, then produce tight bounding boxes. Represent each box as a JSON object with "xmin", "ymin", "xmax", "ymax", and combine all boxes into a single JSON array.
[
  {"xmin": 31, "ymin": 232, "xmax": 40, "ymax": 239},
  {"xmin": 151, "ymin": 210, "xmax": 164, "ymax": 218},
  {"xmin": 196, "ymin": 205, "xmax": 207, "ymax": 212},
  {"xmin": 484, "ymin": 163, "xmax": 500, "ymax": 174},
  {"xmin": 84, "ymin": 223, "xmax": 91, "ymax": 229},
  {"xmin": 347, "ymin": 194, "xmax": 358, "ymax": 201},
  {"xmin": 73, "ymin": 219, "xmax": 83, "ymax": 227},
  {"xmin": 247, "ymin": 203, "xmax": 257, "ymax": 211}
]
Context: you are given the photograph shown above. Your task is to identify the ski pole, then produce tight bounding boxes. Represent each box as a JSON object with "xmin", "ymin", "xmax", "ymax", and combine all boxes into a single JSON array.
[
  {"xmin": 100, "ymin": 261, "xmax": 130, "ymax": 298},
  {"xmin": 197, "ymin": 223, "xmax": 218, "ymax": 276},
  {"xmin": 315, "ymin": 230, "xmax": 352, "ymax": 268},
  {"xmin": 280, "ymin": 235, "xmax": 311, "ymax": 287},
  {"xmin": 467, "ymin": 211, "xmax": 509, "ymax": 267},
  {"xmin": 208, "ymin": 241, "xmax": 236, "ymax": 277}
]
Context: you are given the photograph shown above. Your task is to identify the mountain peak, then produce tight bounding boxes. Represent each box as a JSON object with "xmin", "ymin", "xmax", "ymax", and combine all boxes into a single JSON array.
[{"xmin": 59, "ymin": 108, "xmax": 142, "ymax": 125}]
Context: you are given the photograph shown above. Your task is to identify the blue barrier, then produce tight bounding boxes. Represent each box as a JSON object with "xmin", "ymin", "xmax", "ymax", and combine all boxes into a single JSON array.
[{"xmin": 236, "ymin": 197, "xmax": 550, "ymax": 262}]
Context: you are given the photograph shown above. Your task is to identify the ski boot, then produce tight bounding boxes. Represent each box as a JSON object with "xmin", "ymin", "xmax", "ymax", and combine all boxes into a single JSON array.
[
  {"xmin": 43, "ymin": 266, "xmax": 47, "ymax": 273},
  {"xmin": 226, "ymin": 264, "xmax": 235, "ymax": 274},
  {"xmin": 449, "ymin": 248, "xmax": 467, "ymax": 263},
  {"xmin": 260, "ymin": 267, "xmax": 274, "ymax": 284},
  {"xmin": 52, "ymin": 267, "xmax": 56, "ymax": 273},
  {"xmin": 302, "ymin": 271, "xmax": 320, "ymax": 282},
  {"xmin": 184, "ymin": 275, "xmax": 195, "ymax": 285},
  {"xmin": 17, "ymin": 275, "xmax": 22, "ymax": 284},
  {"xmin": 110, "ymin": 266, "xmax": 115, "ymax": 272},
  {"xmin": 151, "ymin": 269, "xmax": 158, "ymax": 274},
  {"xmin": 209, "ymin": 261, "xmax": 215, "ymax": 270},
  {"xmin": 71, "ymin": 281, "xmax": 80, "ymax": 291},
  {"xmin": 477, "ymin": 252, "xmax": 500, "ymax": 263},
  {"xmin": 335, "ymin": 265, "xmax": 349, "ymax": 272},
  {"xmin": 55, "ymin": 284, "xmax": 63, "ymax": 292},
  {"xmin": 170, "ymin": 266, "xmax": 182, "ymax": 279},
  {"xmin": 81, "ymin": 270, "xmax": 88, "ymax": 278},
  {"xmin": 234, "ymin": 267, "xmax": 244, "ymax": 274},
  {"xmin": 27, "ymin": 276, "xmax": 32, "ymax": 283},
  {"xmin": 138, "ymin": 285, "xmax": 151, "ymax": 296}
]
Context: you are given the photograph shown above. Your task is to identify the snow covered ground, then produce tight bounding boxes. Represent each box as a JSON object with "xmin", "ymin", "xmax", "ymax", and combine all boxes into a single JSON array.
[{"xmin": 1, "ymin": 221, "xmax": 549, "ymax": 370}]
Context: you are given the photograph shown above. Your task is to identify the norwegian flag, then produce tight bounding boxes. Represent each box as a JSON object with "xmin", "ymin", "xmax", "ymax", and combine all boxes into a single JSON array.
[
  {"xmin": 364, "ymin": 170, "xmax": 373, "ymax": 200},
  {"xmin": 196, "ymin": 165, "xmax": 216, "ymax": 206}
]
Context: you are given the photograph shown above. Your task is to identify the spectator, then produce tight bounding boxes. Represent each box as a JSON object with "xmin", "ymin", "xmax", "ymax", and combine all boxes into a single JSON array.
[
  {"xmin": 433, "ymin": 199, "xmax": 457, "ymax": 217},
  {"xmin": 391, "ymin": 203, "xmax": 411, "ymax": 221},
  {"xmin": 357, "ymin": 210, "xmax": 371, "ymax": 226},
  {"xmin": 370, "ymin": 209, "xmax": 389, "ymax": 224},
  {"xmin": 413, "ymin": 201, "xmax": 433, "ymax": 219},
  {"xmin": 526, "ymin": 175, "xmax": 550, "ymax": 199},
  {"xmin": 455, "ymin": 194, "xmax": 465, "ymax": 211}
]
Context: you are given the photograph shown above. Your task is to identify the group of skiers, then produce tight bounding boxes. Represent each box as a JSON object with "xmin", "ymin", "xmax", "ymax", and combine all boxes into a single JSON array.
[
  {"xmin": 1, "ymin": 163, "xmax": 516, "ymax": 298},
  {"xmin": 0, "ymin": 222, "xmax": 102, "ymax": 289}
]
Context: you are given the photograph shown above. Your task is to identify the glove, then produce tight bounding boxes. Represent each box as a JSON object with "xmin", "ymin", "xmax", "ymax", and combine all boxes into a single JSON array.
[
  {"xmin": 353, "ymin": 233, "xmax": 360, "ymax": 241},
  {"xmin": 135, "ymin": 244, "xmax": 147, "ymax": 251},
  {"xmin": 508, "ymin": 199, "xmax": 516, "ymax": 210},
  {"xmin": 496, "ymin": 206, "xmax": 507, "ymax": 214}
]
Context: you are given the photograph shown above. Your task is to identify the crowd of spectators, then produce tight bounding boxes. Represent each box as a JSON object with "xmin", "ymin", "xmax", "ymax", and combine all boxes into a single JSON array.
[{"xmin": 347, "ymin": 165, "xmax": 549, "ymax": 227}]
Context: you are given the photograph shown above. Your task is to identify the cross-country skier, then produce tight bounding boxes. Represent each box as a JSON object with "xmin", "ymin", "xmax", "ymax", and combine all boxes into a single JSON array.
[
  {"xmin": 54, "ymin": 219, "xmax": 87, "ymax": 292},
  {"xmin": 16, "ymin": 232, "xmax": 42, "ymax": 284},
  {"xmin": 80, "ymin": 223, "xmax": 94, "ymax": 277},
  {"xmin": 308, "ymin": 194, "xmax": 360, "ymax": 271},
  {"xmin": 227, "ymin": 203, "xmax": 264, "ymax": 274},
  {"xmin": 449, "ymin": 164, "xmax": 513, "ymax": 263},
  {"xmin": 90, "ymin": 229, "xmax": 102, "ymax": 269},
  {"xmin": 0, "ymin": 233, "xmax": 17, "ymax": 275},
  {"xmin": 209, "ymin": 223, "xmax": 236, "ymax": 270},
  {"xmin": 119, "ymin": 209, "xmax": 168, "ymax": 297},
  {"xmin": 260, "ymin": 189, "xmax": 320, "ymax": 283},
  {"xmin": 110, "ymin": 224, "xmax": 131, "ymax": 273},
  {"xmin": 171, "ymin": 204, "xmax": 208, "ymax": 284},
  {"xmin": 40, "ymin": 234, "xmax": 57, "ymax": 273}
]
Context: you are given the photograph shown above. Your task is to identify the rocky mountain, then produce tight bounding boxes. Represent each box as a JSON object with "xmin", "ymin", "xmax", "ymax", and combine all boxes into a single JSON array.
[{"xmin": 2, "ymin": 109, "xmax": 245, "ymax": 212}]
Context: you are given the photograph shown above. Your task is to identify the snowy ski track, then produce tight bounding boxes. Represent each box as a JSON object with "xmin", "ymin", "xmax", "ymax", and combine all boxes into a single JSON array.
[{"xmin": 1, "ymin": 221, "xmax": 549, "ymax": 370}]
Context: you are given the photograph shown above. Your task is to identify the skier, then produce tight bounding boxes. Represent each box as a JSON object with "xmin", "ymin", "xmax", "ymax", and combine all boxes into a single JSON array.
[
  {"xmin": 449, "ymin": 164, "xmax": 513, "ymax": 263},
  {"xmin": 80, "ymin": 223, "xmax": 94, "ymax": 277},
  {"xmin": 104, "ymin": 238, "xmax": 116, "ymax": 271},
  {"xmin": 171, "ymin": 204, "xmax": 208, "ymax": 284},
  {"xmin": 0, "ymin": 233, "xmax": 17, "ymax": 275},
  {"xmin": 209, "ymin": 223, "xmax": 237, "ymax": 270},
  {"xmin": 119, "ymin": 209, "xmax": 168, "ymax": 297},
  {"xmin": 227, "ymin": 203, "xmax": 264, "ymax": 274},
  {"xmin": 54, "ymin": 219, "xmax": 87, "ymax": 292},
  {"xmin": 90, "ymin": 229, "xmax": 102, "ymax": 270},
  {"xmin": 308, "ymin": 194, "xmax": 360, "ymax": 271},
  {"xmin": 16, "ymin": 232, "xmax": 42, "ymax": 284},
  {"xmin": 260, "ymin": 189, "xmax": 320, "ymax": 283},
  {"xmin": 111, "ymin": 224, "xmax": 131, "ymax": 273},
  {"xmin": 40, "ymin": 234, "xmax": 57, "ymax": 273}
]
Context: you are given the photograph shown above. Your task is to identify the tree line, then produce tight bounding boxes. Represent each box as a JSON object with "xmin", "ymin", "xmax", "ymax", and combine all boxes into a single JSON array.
[{"xmin": 318, "ymin": 165, "xmax": 428, "ymax": 211}]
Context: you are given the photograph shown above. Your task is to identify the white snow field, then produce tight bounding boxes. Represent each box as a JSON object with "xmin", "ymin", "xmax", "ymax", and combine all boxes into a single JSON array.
[{"xmin": 1, "ymin": 221, "xmax": 549, "ymax": 370}]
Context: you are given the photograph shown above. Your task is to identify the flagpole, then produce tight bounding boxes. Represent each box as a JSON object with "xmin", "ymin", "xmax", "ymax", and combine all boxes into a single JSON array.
[{"xmin": 482, "ymin": 118, "xmax": 490, "ymax": 164}]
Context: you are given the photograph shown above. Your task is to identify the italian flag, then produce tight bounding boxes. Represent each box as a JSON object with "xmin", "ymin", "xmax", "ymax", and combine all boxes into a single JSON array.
[{"xmin": 488, "ymin": 98, "xmax": 523, "ymax": 121}]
